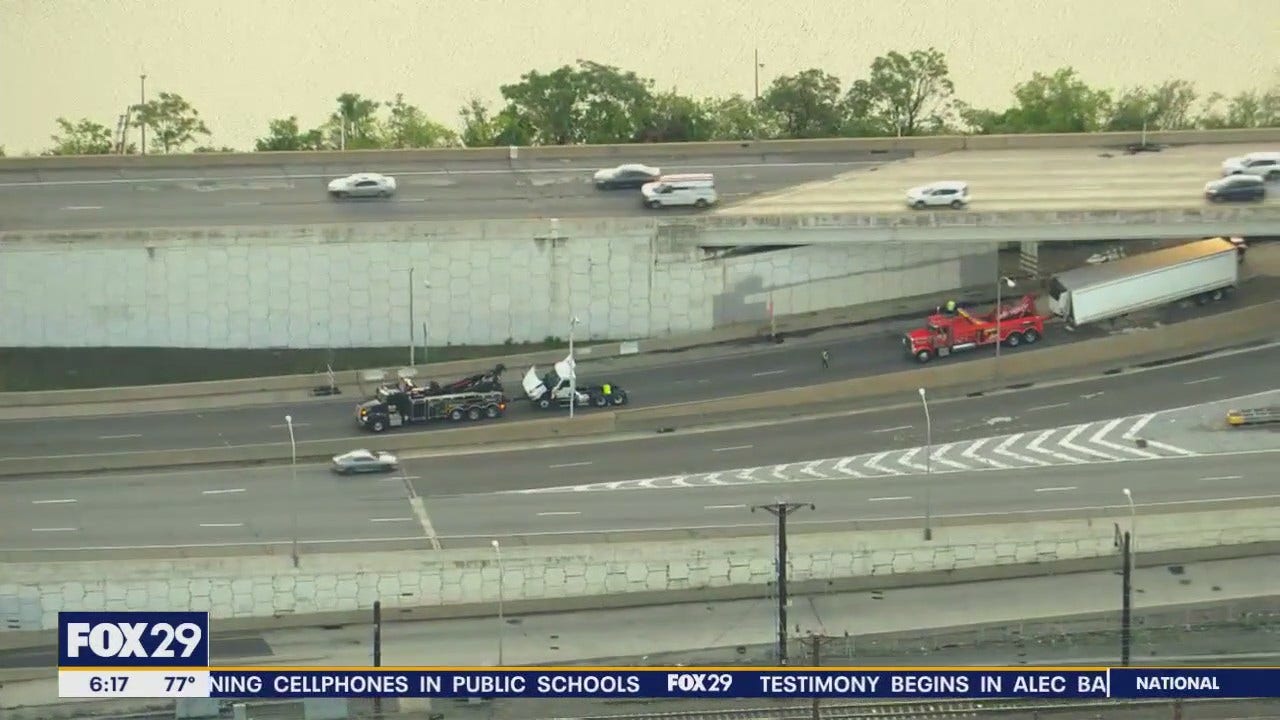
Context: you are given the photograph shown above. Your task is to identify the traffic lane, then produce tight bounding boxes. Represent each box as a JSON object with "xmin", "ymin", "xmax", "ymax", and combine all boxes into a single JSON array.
[
  {"xmin": 0, "ymin": 158, "xmax": 892, "ymax": 231},
  {"xmin": 0, "ymin": 634, "xmax": 272, "ymax": 670},
  {"xmin": 407, "ymin": 342, "xmax": 1280, "ymax": 496},
  {"xmin": 425, "ymin": 453, "xmax": 1275, "ymax": 543},
  {"xmin": 0, "ymin": 464, "xmax": 419, "ymax": 551}
]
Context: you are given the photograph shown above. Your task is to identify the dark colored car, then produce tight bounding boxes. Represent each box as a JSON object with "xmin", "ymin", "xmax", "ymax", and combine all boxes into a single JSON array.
[
  {"xmin": 593, "ymin": 164, "xmax": 661, "ymax": 190},
  {"xmin": 1204, "ymin": 175, "xmax": 1266, "ymax": 203}
]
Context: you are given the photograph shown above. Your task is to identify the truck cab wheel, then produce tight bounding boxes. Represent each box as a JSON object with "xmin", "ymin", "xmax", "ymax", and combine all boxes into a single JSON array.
[
  {"xmin": 485, "ymin": 404, "xmax": 500, "ymax": 418},
  {"xmin": 466, "ymin": 407, "xmax": 482, "ymax": 421},
  {"xmin": 611, "ymin": 394, "xmax": 627, "ymax": 406},
  {"xmin": 371, "ymin": 420, "xmax": 386, "ymax": 432},
  {"xmin": 593, "ymin": 394, "xmax": 608, "ymax": 407},
  {"xmin": 1005, "ymin": 332, "xmax": 1022, "ymax": 347},
  {"xmin": 449, "ymin": 408, "xmax": 465, "ymax": 422},
  {"xmin": 1022, "ymin": 329, "xmax": 1040, "ymax": 344},
  {"xmin": 537, "ymin": 398, "xmax": 552, "ymax": 409},
  {"xmin": 915, "ymin": 350, "xmax": 933, "ymax": 363}
]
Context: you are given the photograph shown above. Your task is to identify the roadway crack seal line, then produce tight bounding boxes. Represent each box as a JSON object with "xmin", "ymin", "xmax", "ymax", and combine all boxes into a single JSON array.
[{"xmin": 400, "ymin": 474, "xmax": 441, "ymax": 551}]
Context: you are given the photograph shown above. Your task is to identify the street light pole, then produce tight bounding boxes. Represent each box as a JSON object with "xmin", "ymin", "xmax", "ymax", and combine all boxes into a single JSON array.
[
  {"xmin": 138, "ymin": 74, "xmax": 147, "ymax": 155},
  {"xmin": 754, "ymin": 48, "xmax": 761, "ymax": 100},
  {"xmin": 750, "ymin": 502, "xmax": 814, "ymax": 665},
  {"xmin": 1120, "ymin": 488, "xmax": 1136, "ymax": 666},
  {"xmin": 408, "ymin": 268, "xmax": 415, "ymax": 367},
  {"xmin": 995, "ymin": 275, "xmax": 1016, "ymax": 366},
  {"xmin": 284, "ymin": 415, "xmax": 299, "ymax": 567},
  {"xmin": 917, "ymin": 388, "xmax": 933, "ymax": 541},
  {"xmin": 491, "ymin": 540, "xmax": 505, "ymax": 666},
  {"xmin": 1123, "ymin": 487, "xmax": 1137, "ymax": 551},
  {"xmin": 568, "ymin": 316, "xmax": 580, "ymax": 419}
]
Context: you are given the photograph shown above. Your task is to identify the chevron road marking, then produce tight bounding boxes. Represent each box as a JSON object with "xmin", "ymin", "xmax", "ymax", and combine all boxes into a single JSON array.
[
  {"xmin": 1124, "ymin": 413, "xmax": 1198, "ymax": 456},
  {"xmin": 864, "ymin": 451, "xmax": 903, "ymax": 475},
  {"xmin": 961, "ymin": 437, "xmax": 1009, "ymax": 469},
  {"xmin": 801, "ymin": 460, "xmax": 828, "ymax": 478},
  {"xmin": 1060, "ymin": 423, "xmax": 1119, "ymax": 461},
  {"xmin": 1091, "ymin": 418, "xmax": 1159, "ymax": 459},
  {"xmin": 931, "ymin": 443, "xmax": 971, "ymax": 471},
  {"xmin": 834, "ymin": 456, "xmax": 865, "ymax": 477},
  {"xmin": 993, "ymin": 433, "xmax": 1049, "ymax": 466},
  {"xmin": 1027, "ymin": 428, "xmax": 1087, "ymax": 464},
  {"xmin": 897, "ymin": 448, "xmax": 930, "ymax": 472},
  {"xmin": 771, "ymin": 464, "xmax": 792, "ymax": 481}
]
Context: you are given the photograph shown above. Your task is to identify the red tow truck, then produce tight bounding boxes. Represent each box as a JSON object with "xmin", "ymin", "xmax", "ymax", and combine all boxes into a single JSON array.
[{"xmin": 903, "ymin": 294, "xmax": 1048, "ymax": 363}]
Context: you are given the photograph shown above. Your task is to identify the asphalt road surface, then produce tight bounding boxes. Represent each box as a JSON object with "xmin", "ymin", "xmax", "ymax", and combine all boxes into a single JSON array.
[
  {"xmin": 1, "ymin": 292, "xmax": 1259, "ymax": 460},
  {"xmin": 0, "ymin": 150, "xmax": 908, "ymax": 232},
  {"xmin": 3, "ymin": 343, "xmax": 1276, "ymax": 555}
]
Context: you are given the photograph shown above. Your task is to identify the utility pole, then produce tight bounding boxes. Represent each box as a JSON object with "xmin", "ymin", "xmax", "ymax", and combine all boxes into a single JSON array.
[
  {"xmin": 751, "ymin": 502, "xmax": 815, "ymax": 665},
  {"xmin": 372, "ymin": 600, "xmax": 383, "ymax": 714},
  {"xmin": 808, "ymin": 633, "xmax": 837, "ymax": 720},
  {"xmin": 138, "ymin": 73, "xmax": 148, "ymax": 155},
  {"xmin": 753, "ymin": 48, "xmax": 761, "ymax": 100},
  {"xmin": 1120, "ymin": 530, "xmax": 1133, "ymax": 666}
]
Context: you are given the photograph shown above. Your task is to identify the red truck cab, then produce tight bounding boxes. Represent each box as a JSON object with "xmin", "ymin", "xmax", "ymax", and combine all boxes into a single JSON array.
[{"xmin": 903, "ymin": 294, "xmax": 1046, "ymax": 363}]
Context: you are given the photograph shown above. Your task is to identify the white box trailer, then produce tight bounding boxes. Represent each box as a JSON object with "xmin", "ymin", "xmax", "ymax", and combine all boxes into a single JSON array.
[{"xmin": 1047, "ymin": 238, "xmax": 1240, "ymax": 327}]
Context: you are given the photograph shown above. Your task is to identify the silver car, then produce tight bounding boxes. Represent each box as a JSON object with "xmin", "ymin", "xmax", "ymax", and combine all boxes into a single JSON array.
[
  {"xmin": 593, "ymin": 164, "xmax": 661, "ymax": 190},
  {"xmin": 331, "ymin": 449, "xmax": 399, "ymax": 474},
  {"xmin": 328, "ymin": 173, "xmax": 397, "ymax": 199}
]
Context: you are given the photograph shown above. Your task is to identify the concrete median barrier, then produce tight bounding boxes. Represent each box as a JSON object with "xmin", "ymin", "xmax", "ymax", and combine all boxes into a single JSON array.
[
  {"xmin": 0, "ymin": 505, "xmax": 1275, "ymax": 641},
  {"xmin": 3, "ymin": 413, "xmax": 616, "ymax": 477},
  {"xmin": 2, "ymin": 128, "xmax": 1277, "ymax": 173}
]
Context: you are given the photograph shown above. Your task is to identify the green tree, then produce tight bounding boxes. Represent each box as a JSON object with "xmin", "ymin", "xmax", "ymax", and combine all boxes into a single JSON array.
[
  {"xmin": 1107, "ymin": 80, "xmax": 1199, "ymax": 131},
  {"xmin": 133, "ymin": 92, "xmax": 211, "ymax": 153},
  {"xmin": 497, "ymin": 60, "xmax": 656, "ymax": 145},
  {"xmin": 961, "ymin": 67, "xmax": 1111, "ymax": 134},
  {"xmin": 255, "ymin": 116, "xmax": 324, "ymax": 151},
  {"xmin": 1198, "ymin": 87, "xmax": 1280, "ymax": 128},
  {"xmin": 458, "ymin": 98, "xmax": 499, "ymax": 147},
  {"xmin": 704, "ymin": 94, "xmax": 777, "ymax": 140},
  {"xmin": 47, "ymin": 117, "xmax": 115, "ymax": 155},
  {"xmin": 382, "ymin": 94, "xmax": 458, "ymax": 148},
  {"xmin": 845, "ymin": 48, "xmax": 956, "ymax": 136},
  {"xmin": 634, "ymin": 92, "xmax": 717, "ymax": 142},
  {"xmin": 323, "ymin": 92, "xmax": 382, "ymax": 149},
  {"xmin": 761, "ymin": 69, "xmax": 846, "ymax": 138},
  {"xmin": 193, "ymin": 145, "xmax": 237, "ymax": 152}
]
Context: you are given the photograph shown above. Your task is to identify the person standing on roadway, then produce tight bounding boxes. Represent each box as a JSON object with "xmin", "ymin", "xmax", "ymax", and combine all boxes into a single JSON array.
[{"xmin": 821, "ymin": 349, "xmax": 830, "ymax": 369}]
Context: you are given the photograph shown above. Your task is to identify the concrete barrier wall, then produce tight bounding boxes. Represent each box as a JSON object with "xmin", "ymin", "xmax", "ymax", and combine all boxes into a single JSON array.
[
  {"xmin": 1, "ymin": 506, "xmax": 1273, "ymax": 634},
  {"xmin": 1, "ymin": 128, "xmax": 1277, "ymax": 172}
]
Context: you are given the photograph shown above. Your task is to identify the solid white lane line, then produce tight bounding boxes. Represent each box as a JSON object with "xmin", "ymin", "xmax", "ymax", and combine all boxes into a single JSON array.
[
  {"xmin": 269, "ymin": 422, "xmax": 310, "ymax": 428},
  {"xmin": 1183, "ymin": 376, "xmax": 1222, "ymax": 385},
  {"xmin": 1034, "ymin": 486, "xmax": 1078, "ymax": 493},
  {"xmin": 751, "ymin": 370, "xmax": 786, "ymax": 377},
  {"xmin": 868, "ymin": 496, "xmax": 912, "ymax": 502},
  {"xmin": 704, "ymin": 504, "xmax": 748, "ymax": 510},
  {"xmin": 1200, "ymin": 475, "xmax": 1243, "ymax": 481},
  {"xmin": 32, "ymin": 498, "xmax": 77, "ymax": 505},
  {"xmin": 62, "ymin": 205, "xmax": 103, "ymax": 210},
  {"xmin": 712, "ymin": 445, "xmax": 754, "ymax": 452},
  {"xmin": 199, "ymin": 523, "xmax": 243, "ymax": 528},
  {"xmin": 548, "ymin": 461, "xmax": 592, "ymax": 469},
  {"xmin": 401, "ymin": 475, "xmax": 421, "ymax": 481},
  {"xmin": 202, "ymin": 488, "xmax": 245, "ymax": 496},
  {"xmin": 98, "ymin": 433, "xmax": 142, "ymax": 440},
  {"xmin": 370, "ymin": 517, "xmax": 415, "ymax": 523},
  {"xmin": 536, "ymin": 511, "xmax": 582, "ymax": 517},
  {"xmin": 225, "ymin": 201, "xmax": 261, "ymax": 206},
  {"xmin": 31, "ymin": 527, "xmax": 77, "ymax": 532},
  {"xmin": 1026, "ymin": 402, "xmax": 1070, "ymax": 412},
  {"xmin": 872, "ymin": 425, "xmax": 912, "ymax": 433}
]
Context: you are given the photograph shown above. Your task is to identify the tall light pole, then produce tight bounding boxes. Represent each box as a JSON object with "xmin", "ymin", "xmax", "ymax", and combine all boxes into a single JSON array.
[
  {"xmin": 753, "ymin": 49, "xmax": 763, "ymax": 100},
  {"xmin": 917, "ymin": 388, "xmax": 933, "ymax": 541},
  {"xmin": 994, "ymin": 275, "xmax": 1016, "ymax": 365},
  {"xmin": 138, "ymin": 74, "xmax": 147, "ymax": 156},
  {"xmin": 284, "ymin": 415, "xmax": 299, "ymax": 567},
  {"xmin": 568, "ymin": 316, "xmax": 581, "ymax": 419},
  {"xmin": 406, "ymin": 271, "xmax": 432, "ymax": 368},
  {"xmin": 1123, "ymin": 487, "xmax": 1136, "ymax": 552},
  {"xmin": 491, "ymin": 540, "xmax": 505, "ymax": 666}
]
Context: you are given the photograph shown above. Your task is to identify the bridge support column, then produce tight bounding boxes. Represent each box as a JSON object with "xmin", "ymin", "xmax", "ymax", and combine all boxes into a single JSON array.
[{"xmin": 1018, "ymin": 241, "xmax": 1040, "ymax": 278}]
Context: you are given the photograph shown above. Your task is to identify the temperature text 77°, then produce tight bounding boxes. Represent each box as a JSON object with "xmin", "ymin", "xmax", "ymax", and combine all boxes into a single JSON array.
[{"xmin": 165, "ymin": 675, "xmax": 197, "ymax": 693}]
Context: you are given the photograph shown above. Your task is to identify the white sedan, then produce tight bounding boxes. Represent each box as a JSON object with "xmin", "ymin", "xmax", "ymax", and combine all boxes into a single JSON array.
[
  {"xmin": 1220, "ymin": 152, "xmax": 1280, "ymax": 180},
  {"xmin": 327, "ymin": 173, "xmax": 397, "ymax": 199},
  {"xmin": 331, "ymin": 449, "xmax": 399, "ymax": 474}
]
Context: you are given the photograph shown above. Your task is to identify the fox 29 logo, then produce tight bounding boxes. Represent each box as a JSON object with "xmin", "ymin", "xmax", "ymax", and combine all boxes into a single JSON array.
[{"xmin": 59, "ymin": 612, "xmax": 210, "ymax": 667}]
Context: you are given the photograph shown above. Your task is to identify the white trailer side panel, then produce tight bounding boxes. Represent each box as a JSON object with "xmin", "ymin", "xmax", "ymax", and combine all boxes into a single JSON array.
[{"xmin": 1067, "ymin": 248, "xmax": 1238, "ymax": 326}]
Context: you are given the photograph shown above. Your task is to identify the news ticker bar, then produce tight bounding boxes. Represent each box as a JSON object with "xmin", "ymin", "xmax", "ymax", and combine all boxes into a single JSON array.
[{"xmin": 58, "ymin": 668, "xmax": 1274, "ymax": 700}]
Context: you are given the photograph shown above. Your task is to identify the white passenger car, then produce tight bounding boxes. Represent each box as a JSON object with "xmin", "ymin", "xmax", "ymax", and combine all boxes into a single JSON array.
[
  {"xmin": 906, "ymin": 181, "xmax": 970, "ymax": 210},
  {"xmin": 331, "ymin": 449, "xmax": 399, "ymax": 474},
  {"xmin": 1220, "ymin": 152, "xmax": 1280, "ymax": 180},
  {"xmin": 640, "ymin": 174, "xmax": 718, "ymax": 209},
  {"xmin": 327, "ymin": 173, "xmax": 397, "ymax": 199}
]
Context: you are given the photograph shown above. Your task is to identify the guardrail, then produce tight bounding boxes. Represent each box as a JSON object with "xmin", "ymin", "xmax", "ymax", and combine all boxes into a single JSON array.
[
  {"xmin": 1227, "ymin": 406, "xmax": 1280, "ymax": 427},
  {"xmin": 0, "ymin": 128, "xmax": 1276, "ymax": 172}
]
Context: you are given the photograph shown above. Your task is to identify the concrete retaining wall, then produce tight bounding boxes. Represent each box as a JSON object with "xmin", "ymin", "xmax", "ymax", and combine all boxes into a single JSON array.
[
  {"xmin": 0, "ymin": 222, "xmax": 988, "ymax": 349},
  {"xmin": 1, "ymin": 128, "xmax": 1276, "ymax": 171},
  {"xmin": 1, "ymin": 507, "xmax": 1273, "ymax": 633}
]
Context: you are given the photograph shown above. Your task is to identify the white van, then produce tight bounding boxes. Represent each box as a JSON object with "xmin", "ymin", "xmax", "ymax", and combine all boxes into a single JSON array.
[{"xmin": 641, "ymin": 173, "xmax": 718, "ymax": 209}]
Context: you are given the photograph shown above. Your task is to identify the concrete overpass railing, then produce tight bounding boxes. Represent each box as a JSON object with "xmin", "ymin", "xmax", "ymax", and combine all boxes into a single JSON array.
[{"xmin": 1, "ymin": 128, "xmax": 1277, "ymax": 171}]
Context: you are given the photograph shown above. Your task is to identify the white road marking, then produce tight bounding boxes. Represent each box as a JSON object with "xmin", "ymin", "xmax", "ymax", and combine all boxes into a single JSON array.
[
  {"xmin": 369, "ymin": 517, "xmax": 416, "ymax": 523},
  {"xmin": 833, "ymin": 457, "xmax": 864, "ymax": 477},
  {"xmin": 930, "ymin": 444, "xmax": 970, "ymax": 471},
  {"xmin": 269, "ymin": 422, "xmax": 310, "ymax": 429},
  {"xmin": 704, "ymin": 504, "xmax": 747, "ymax": 510},
  {"xmin": 400, "ymin": 475, "xmax": 421, "ymax": 481},
  {"xmin": 225, "ymin": 201, "xmax": 261, "ymax": 206},
  {"xmin": 1034, "ymin": 486, "xmax": 1078, "ymax": 493},
  {"xmin": 864, "ymin": 451, "xmax": 902, "ymax": 475},
  {"xmin": 896, "ymin": 448, "xmax": 929, "ymax": 472},
  {"xmin": 872, "ymin": 425, "xmax": 912, "ymax": 433},
  {"xmin": 201, "ymin": 488, "xmax": 246, "ymax": 496},
  {"xmin": 1091, "ymin": 418, "xmax": 1158, "ymax": 459},
  {"xmin": 1060, "ymin": 423, "xmax": 1117, "ymax": 461},
  {"xmin": 536, "ymin": 511, "xmax": 582, "ymax": 517},
  {"xmin": 1122, "ymin": 414, "xmax": 1197, "ymax": 456},
  {"xmin": 1026, "ymin": 402, "xmax": 1070, "ymax": 412},
  {"xmin": 993, "ymin": 433, "xmax": 1048, "ymax": 466},
  {"xmin": 395, "ymin": 198, "xmax": 428, "ymax": 203},
  {"xmin": 800, "ymin": 461, "xmax": 827, "ymax": 478},
  {"xmin": 98, "ymin": 433, "xmax": 142, "ymax": 440},
  {"xmin": 31, "ymin": 527, "xmax": 77, "ymax": 532},
  {"xmin": 868, "ymin": 496, "xmax": 912, "ymax": 502},
  {"xmin": 198, "ymin": 523, "xmax": 243, "ymax": 528},
  {"xmin": 751, "ymin": 370, "xmax": 786, "ymax": 377},
  {"xmin": 548, "ymin": 461, "xmax": 592, "ymax": 469},
  {"xmin": 962, "ymin": 437, "xmax": 1008, "ymax": 469},
  {"xmin": 1027, "ymin": 429, "xmax": 1086, "ymax": 464},
  {"xmin": 1200, "ymin": 475, "xmax": 1243, "ymax": 481},
  {"xmin": 1184, "ymin": 376, "xmax": 1222, "ymax": 385},
  {"xmin": 712, "ymin": 445, "xmax": 754, "ymax": 452},
  {"xmin": 62, "ymin": 205, "xmax": 103, "ymax": 210},
  {"xmin": 32, "ymin": 498, "xmax": 77, "ymax": 505}
]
